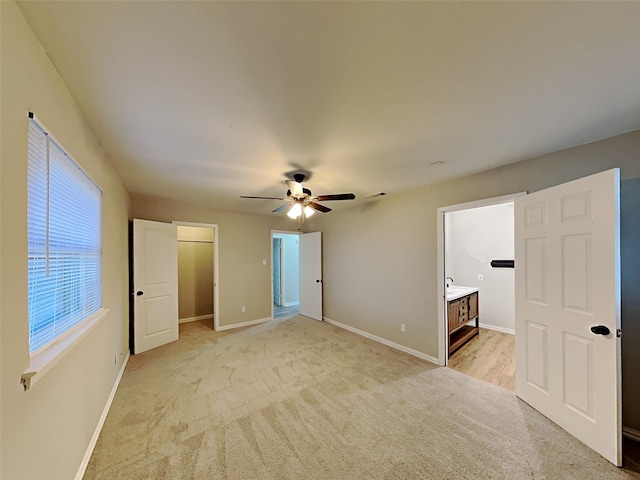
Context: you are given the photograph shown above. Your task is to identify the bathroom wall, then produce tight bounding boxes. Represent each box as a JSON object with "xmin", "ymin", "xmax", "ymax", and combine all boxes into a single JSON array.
[
  {"xmin": 447, "ymin": 203, "xmax": 515, "ymax": 333},
  {"xmin": 177, "ymin": 226, "xmax": 214, "ymax": 322},
  {"xmin": 274, "ymin": 233, "xmax": 300, "ymax": 306}
]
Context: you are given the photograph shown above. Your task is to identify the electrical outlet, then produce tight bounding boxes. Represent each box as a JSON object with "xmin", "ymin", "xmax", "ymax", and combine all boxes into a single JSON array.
[
  {"xmin": 262, "ymin": 259, "xmax": 267, "ymax": 266},
  {"xmin": 242, "ymin": 306, "xmax": 246, "ymax": 313},
  {"xmin": 478, "ymin": 274, "xmax": 484, "ymax": 281},
  {"xmin": 401, "ymin": 323, "xmax": 406, "ymax": 333}
]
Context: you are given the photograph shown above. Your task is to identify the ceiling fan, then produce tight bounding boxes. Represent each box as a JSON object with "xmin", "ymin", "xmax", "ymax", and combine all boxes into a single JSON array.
[{"xmin": 241, "ymin": 173, "xmax": 355, "ymax": 224}]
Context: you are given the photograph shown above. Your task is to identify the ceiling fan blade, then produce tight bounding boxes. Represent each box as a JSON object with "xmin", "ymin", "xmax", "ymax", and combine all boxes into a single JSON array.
[
  {"xmin": 308, "ymin": 201, "xmax": 332, "ymax": 213},
  {"xmin": 314, "ymin": 193, "xmax": 356, "ymax": 201},
  {"xmin": 286, "ymin": 180, "xmax": 303, "ymax": 197},
  {"xmin": 272, "ymin": 203, "xmax": 291, "ymax": 213},
  {"xmin": 240, "ymin": 195, "xmax": 287, "ymax": 200}
]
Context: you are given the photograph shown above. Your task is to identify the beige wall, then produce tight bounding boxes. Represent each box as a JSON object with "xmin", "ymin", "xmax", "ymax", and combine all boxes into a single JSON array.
[
  {"xmin": 132, "ymin": 196, "xmax": 294, "ymax": 327},
  {"xmin": 0, "ymin": 2, "xmax": 131, "ymax": 479},
  {"xmin": 178, "ymin": 226, "xmax": 214, "ymax": 320}
]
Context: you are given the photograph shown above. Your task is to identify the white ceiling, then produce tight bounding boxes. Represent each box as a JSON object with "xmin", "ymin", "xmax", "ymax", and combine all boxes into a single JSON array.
[{"xmin": 17, "ymin": 1, "xmax": 640, "ymax": 215}]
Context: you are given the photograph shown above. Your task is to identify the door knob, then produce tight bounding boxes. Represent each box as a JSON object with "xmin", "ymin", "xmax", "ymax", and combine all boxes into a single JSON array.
[
  {"xmin": 316, "ymin": 279, "xmax": 322, "ymax": 283},
  {"xmin": 590, "ymin": 325, "xmax": 610, "ymax": 336},
  {"xmin": 136, "ymin": 291, "xmax": 144, "ymax": 296}
]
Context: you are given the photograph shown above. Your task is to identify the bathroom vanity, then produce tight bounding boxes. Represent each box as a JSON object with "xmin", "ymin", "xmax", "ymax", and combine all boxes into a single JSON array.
[{"xmin": 447, "ymin": 287, "xmax": 479, "ymax": 356}]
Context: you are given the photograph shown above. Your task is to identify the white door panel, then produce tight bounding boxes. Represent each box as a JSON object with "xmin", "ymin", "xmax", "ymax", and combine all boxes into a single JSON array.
[
  {"xmin": 133, "ymin": 219, "xmax": 179, "ymax": 353},
  {"xmin": 299, "ymin": 232, "xmax": 322, "ymax": 321},
  {"xmin": 515, "ymin": 169, "xmax": 621, "ymax": 465}
]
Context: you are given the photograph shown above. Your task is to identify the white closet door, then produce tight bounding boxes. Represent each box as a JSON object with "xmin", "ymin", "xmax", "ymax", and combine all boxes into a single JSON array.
[{"xmin": 133, "ymin": 219, "xmax": 179, "ymax": 353}]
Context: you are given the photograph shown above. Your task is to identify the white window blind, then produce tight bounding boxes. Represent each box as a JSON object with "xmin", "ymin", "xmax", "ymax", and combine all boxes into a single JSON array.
[{"xmin": 27, "ymin": 115, "xmax": 103, "ymax": 354}]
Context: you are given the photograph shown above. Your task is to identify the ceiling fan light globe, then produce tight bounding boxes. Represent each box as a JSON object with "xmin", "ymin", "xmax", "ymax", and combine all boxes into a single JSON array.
[
  {"xmin": 303, "ymin": 205, "xmax": 315, "ymax": 218},
  {"xmin": 287, "ymin": 203, "xmax": 302, "ymax": 219}
]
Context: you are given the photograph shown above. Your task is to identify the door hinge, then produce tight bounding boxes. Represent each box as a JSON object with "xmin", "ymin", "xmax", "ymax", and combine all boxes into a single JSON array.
[{"xmin": 617, "ymin": 328, "xmax": 622, "ymax": 338}]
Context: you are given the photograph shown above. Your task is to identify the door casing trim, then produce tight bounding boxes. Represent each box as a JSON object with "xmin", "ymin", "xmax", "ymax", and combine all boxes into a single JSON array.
[
  {"xmin": 173, "ymin": 221, "xmax": 220, "ymax": 330},
  {"xmin": 436, "ymin": 192, "xmax": 526, "ymax": 366}
]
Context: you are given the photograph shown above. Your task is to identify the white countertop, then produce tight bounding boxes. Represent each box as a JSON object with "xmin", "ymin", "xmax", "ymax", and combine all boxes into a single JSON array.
[{"xmin": 446, "ymin": 286, "xmax": 478, "ymax": 301}]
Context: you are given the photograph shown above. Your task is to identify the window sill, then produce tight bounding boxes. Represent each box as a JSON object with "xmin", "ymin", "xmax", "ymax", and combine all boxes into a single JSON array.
[{"xmin": 21, "ymin": 308, "xmax": 110, "ymax": 391}]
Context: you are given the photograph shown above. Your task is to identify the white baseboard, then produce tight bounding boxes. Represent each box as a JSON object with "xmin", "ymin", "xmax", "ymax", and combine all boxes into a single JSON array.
[
  {"xmin": 323, "ymin": 317, "xmax": 439, "ymax": 366},
  {"xmin": 179, "ymin": 313, "xmax": 214, "ymax": 324},
  {"xmin": 216, "ymin": 317, "xmax": 271, "ymax": 331},
  {"xmin": 623, "ymin": 426, "xmax": 640, "ymax": 442},
  {"xmin": 75, "ymin": 350, "xmax": 130, "ymax": 480},
  {"xmin": 283, "ymin": 302, "xmax": 300, "ymax": 307},
  {"xmin": 479, "ymin": 323, "xmax": 515, "ymax": 335}
]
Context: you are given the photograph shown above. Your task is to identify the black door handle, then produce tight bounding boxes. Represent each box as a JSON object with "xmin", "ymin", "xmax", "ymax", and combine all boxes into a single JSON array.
[
  {"xmin": 590, "ymin": 325, "xmax": 610, "ymax": 336},
  {"xmin": 316, "ymin": 279, "xmax": 322, "ymax": 283},
  {"xmin": 136, "ymin": 291, "xmax": 144, "ymax": 296}
]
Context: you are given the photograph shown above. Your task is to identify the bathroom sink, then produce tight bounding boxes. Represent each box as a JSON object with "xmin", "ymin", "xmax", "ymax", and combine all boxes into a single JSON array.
[{"xmin": 446, "ymin": 286, "xmax": 478, "ymax": 301}]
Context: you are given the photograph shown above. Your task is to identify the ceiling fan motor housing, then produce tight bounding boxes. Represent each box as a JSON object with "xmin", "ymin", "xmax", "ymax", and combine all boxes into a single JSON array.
[{"xmin": 287, "ymin": 187, "xmax": 312, "ymax": 200}]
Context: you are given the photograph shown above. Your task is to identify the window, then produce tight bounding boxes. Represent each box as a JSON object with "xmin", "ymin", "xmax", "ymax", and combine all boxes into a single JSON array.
[{"xmin": 27, "ymin": 113, "xmax": 103, "ymax": 354}]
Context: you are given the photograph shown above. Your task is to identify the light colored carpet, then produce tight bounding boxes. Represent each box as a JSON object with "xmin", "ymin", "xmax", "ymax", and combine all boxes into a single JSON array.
[{"xmin": 84, "ymin": 316, "xmax": 640, "ymax": 479}]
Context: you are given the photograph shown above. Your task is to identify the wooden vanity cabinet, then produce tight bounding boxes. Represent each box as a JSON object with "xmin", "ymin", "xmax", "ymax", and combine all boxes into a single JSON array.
[{"xmin": 448, "ymin": 292, "xmax": 479, "ymax": 356}]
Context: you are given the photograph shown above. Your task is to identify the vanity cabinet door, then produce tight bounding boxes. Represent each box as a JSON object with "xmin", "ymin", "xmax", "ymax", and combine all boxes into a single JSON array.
[
  {"xmin": 448, "ymin": 300, "xmax": 460, "ymax": 333},
  {"xmin": 468, "ymin": 292, "xmax": 478, "ymax": 319}
]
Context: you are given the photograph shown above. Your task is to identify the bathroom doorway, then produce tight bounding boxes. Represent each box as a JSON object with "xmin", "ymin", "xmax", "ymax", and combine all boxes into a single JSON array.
[
  {"xmin": 272, "ymin": 231, "xmax": 300, "ymax": 319},
  {"xmin": 438, "ymin": 193, "xmax": 524, "ymax": 391}
]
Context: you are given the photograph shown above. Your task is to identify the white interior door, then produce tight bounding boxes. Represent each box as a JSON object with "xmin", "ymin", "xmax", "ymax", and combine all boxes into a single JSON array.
[
  {"xmin": 299, "ymin": 231, "xmax": 322, "ymax": 321},
  {"xmin": 515, "ymin": 168, "xmax": 621, "ymax": 465},
  {"xmin": 133, "ymin": 219, "xmax": 179, "ymax": 354}
]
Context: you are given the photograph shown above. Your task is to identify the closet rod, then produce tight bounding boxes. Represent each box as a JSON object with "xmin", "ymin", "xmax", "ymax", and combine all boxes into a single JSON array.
[{"xmin": 177, "ymin": 239, "xmax": 213, "ymax": 244}]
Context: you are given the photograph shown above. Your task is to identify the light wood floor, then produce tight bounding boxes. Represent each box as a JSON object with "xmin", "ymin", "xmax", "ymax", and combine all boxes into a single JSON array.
[{"xmin": 448, "ymin": 328, "xmax": 516, "ymax": 392}]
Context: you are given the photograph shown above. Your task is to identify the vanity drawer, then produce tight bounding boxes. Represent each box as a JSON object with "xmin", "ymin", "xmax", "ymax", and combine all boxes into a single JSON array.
[{"xmin": 459, "ymin": 297, "xmax": 468, "ymax": 312}]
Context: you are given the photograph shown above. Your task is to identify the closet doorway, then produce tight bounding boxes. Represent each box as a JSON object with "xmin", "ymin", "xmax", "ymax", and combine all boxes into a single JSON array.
[
  {"xmin": 174, "ymin": 222, "xmax": 220, "ymax": 330},
  {"xmin": 272, "ymin": 231, "xmax": 300, "ymax": 319}
]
